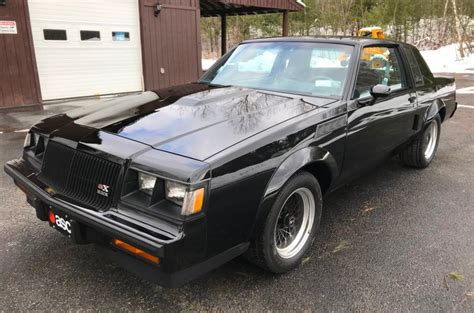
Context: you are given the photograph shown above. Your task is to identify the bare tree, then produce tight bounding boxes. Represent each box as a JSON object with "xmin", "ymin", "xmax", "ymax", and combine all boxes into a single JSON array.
[{"xmin": 451, "ymin": 0, "xmax": 465, "ymax": 57}]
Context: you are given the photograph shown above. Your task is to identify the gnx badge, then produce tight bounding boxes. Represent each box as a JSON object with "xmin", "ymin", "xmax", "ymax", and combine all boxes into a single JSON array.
[{"xmin": 97, "ymin": 184, "xmax": 110, "ymax": 197}]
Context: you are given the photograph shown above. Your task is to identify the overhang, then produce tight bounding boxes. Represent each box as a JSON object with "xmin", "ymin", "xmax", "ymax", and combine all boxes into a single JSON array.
[{"xmin": 200, "ymin": 0, "xmax": 304, "ymax": 17}]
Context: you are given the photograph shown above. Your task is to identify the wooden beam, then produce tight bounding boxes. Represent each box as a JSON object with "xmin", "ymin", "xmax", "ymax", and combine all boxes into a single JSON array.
[
  {"xmin": 282, "ymin": 10, "xmax": 289, "ymax": 36},
  {"xmin": 201, "ymin": 8, "xmax": 282, "ymax": 17},
  {"xmin": 221, "ymin": 14, "xmax": 227, "ymax": 55}
]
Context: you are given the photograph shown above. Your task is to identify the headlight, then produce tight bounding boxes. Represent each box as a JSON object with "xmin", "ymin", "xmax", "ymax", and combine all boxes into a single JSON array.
[
  {"xmin": 165, "ymin": 181, "xmax": 186, "ymax": 205},
  {"xmin": 165, "ymin": 181, "xmax": 204, "ymax": 215},
  {"xmin": 131, "ymin": 171, "xmax": 205, "ymax": 216},
  {"xmin": 23, "ymin": 132, "xmax": 32, "ymax": 148},
  {"xmin": 138, "ymin": 172, "xmax": 156, "ymax": 195}
]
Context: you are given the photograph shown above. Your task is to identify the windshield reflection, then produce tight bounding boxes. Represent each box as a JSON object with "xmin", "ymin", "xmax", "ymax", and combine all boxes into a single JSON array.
[{"xmin": 200, "ymin": 42, "xmax": 354, "ymax": 98}]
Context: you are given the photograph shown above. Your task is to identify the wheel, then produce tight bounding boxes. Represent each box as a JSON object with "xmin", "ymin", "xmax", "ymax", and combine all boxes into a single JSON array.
[
  {"xmin": 400, "ymin": 114, "xmax": 441, "ymax": 168},
  {"xmin": 245, "ymin": 172, "xmax": 322, "ymax": 273}
]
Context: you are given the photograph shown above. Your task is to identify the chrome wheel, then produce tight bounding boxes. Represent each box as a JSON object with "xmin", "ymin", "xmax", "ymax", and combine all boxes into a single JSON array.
[
  {"xmin": 274, "ymin": 187, "xmax": 315, "ymax": 259},
  {"xmin": 423, "ymin": 121, "xmax": 438, "ymax": 160}
]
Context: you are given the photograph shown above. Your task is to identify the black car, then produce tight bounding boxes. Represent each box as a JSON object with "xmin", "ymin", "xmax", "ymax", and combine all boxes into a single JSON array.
[{"xmin": 5, "ymin": 37, "xmax": 457, "ymax": 287}]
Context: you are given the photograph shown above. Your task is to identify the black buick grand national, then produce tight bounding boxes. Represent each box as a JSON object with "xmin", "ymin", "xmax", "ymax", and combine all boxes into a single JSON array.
[{"xmin": 5, "ymin": 37, "xmax": 457, "ymax": 287}]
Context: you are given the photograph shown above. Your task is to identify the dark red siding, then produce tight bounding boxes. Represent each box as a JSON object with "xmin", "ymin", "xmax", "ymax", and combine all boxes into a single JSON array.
[
  {"xmin": 140, "ymin": 0, "xmax": 202, "ymax": 90},
  {"xmin": 0, "ymin": 0, "xmax": 41, "ymax": 110}
]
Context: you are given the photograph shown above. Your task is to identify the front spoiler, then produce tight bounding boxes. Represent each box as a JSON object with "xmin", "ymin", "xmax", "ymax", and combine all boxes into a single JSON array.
[{"xmin": 4, "ymin": 159, "xmax": 249, "ymax": 287}]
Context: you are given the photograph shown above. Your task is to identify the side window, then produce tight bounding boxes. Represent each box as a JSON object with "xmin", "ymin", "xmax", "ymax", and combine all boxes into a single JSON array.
[
  {"xmin": 404, "ymin": 46, "xmax": 424, "ymax": 86},
  {"xmin": 353, "ymin": 46, "xmax": 407, "ymax": 99},
  {"xmin": 43, "ymin": 29, "xmax": 67, "ymax": 41}
]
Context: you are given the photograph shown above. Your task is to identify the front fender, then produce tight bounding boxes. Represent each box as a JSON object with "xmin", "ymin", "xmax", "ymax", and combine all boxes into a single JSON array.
[
  {"xmin": 264, "ymin": 146, "xmax": 338, "ymax": 197},
  {"xmin": 248, "ymin": 146, "xmax": 338, "ymax": 241}
]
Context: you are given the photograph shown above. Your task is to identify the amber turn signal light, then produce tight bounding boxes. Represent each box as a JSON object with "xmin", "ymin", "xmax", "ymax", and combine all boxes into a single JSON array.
[
  {"xmin": 182, "ymin": 187, "xmax": 205, "ymax": 215},
  {"xmin": 112, "ymin": 239, "xmax": 160, "ymax": 265}
]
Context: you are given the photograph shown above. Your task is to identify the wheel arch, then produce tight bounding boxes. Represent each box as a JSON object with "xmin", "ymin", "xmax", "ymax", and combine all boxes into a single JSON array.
[
  {"xmin": 297, "ymin": 161, "xmax": 333, "ymax": 195},
  {"xmin": 425, "ymin": 98, "xmax": 446, "ymax": 123},
  {"xmin": 264, "ymin": 146, "xmax": 338, "ymax": 198},
  {"xmin": 248, "ymin": 146, "xmax": 337, "ymax": 241}
]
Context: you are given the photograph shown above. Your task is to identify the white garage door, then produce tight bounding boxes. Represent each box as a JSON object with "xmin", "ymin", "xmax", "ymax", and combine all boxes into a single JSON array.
[{"xmin": 29, "ymin": 0, "xmax": 143, "ymax": 100}]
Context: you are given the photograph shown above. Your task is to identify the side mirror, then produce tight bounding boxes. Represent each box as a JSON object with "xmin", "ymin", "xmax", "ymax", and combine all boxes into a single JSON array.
[
  {"xmin": 357, "ymin": 84, "xmax": 391, "ymax": 107},
  {"xmin": 355, "ymin": 84, "xmax": 392, "ymax": 108},
  {"xmin": 370, "ymin": 84, "xmax": 391, "ymax": 98}
]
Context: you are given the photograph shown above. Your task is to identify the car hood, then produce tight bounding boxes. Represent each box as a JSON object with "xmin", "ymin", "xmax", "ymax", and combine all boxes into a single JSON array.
[{"xmin": 36, "ymin": 83, "xmax": 336, "ymax": 161}]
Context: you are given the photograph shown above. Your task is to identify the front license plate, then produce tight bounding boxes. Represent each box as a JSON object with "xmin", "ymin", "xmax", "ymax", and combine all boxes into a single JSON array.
[{"xmin": 49, "ymin": 209, "xmax": 74, "ymax": 238}]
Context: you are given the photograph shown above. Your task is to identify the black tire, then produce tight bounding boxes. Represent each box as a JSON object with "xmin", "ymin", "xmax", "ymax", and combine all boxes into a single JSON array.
[
  {"xmin": 400, "ymin": 114, "xmax": 441, "ymax": 168},
  {"xmin": 245, "ymin": 172, "xmax": 323, "ymax": 273}
]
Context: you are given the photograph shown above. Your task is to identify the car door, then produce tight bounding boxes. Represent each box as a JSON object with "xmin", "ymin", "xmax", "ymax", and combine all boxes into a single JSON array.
[{"xmin": 340, "ymin": 45, "xmax": 418, "ymax": 181}]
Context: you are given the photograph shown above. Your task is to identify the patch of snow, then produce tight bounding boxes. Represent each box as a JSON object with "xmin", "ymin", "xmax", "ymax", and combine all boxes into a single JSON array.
[
  {"xmin": 420, "ymin": 44, "xmax": 474, "ymax": 74},
  {"xmin": 296, "ymin": 0, "xmax": 306, "ymax": 7},
  {"xmin": 202, "ymin": 58, "xmax": 217, "ymax": 71},
  {"xmin": 456, "ymin": 86, "xmax": 474, "ymax": 94}
]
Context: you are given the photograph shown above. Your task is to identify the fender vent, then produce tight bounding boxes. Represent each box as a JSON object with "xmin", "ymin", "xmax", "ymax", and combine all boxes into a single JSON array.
[{"xmin": 412, "ymin": 114, "xmax": 421, "ymax": 131}]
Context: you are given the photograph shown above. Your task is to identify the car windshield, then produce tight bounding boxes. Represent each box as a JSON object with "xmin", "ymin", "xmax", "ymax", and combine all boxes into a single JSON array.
[{"xmin": 200, "ymin": 42, "xmax": 354, "ymax": 98}]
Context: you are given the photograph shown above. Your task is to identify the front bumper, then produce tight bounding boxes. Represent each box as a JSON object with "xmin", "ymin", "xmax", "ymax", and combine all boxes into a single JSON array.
[{"xmin": 4, "ymin": 159, "xmax": 248, "ymax": 287}]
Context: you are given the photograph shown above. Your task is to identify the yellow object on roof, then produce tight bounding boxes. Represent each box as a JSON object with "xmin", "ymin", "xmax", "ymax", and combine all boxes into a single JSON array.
[{"xmin": 358, "ymin": 27, "xmax": 385, "ymax": 39}]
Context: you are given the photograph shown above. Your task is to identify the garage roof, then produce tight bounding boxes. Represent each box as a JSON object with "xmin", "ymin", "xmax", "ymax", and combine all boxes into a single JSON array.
[{"xmin": 200, "ymin": 0, "xmax": 305, "ymax": 17}]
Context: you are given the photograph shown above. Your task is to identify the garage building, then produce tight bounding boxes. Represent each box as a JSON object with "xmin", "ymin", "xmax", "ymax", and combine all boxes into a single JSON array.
[{"xmin": 0, "ymin": 0, "xmax": 304, "ymax": 111}]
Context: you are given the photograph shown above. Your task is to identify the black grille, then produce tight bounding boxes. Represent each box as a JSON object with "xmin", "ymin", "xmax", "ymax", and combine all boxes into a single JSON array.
[{"xmin": 40, "ymin": 141, "xmax": 121, "ymax": 211}]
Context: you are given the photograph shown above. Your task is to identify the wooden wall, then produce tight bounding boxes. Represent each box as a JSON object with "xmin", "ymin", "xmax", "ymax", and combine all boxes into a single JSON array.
[
  {"xmin": 140, "ymin": 0, "xmax": 202, "ymax": 91},
  {"xmin": 0, "ymin": 0, "xmax": 41, "ymax": 110}
]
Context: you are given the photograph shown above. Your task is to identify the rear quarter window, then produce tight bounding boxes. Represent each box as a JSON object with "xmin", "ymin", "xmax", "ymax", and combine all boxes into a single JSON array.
[
  {"xmin": 404, "ymin": 46, "xmax": 424, "ymax": 86},
  {"xmin": 411, "ymin": 46, "xmax": 434, "ymax": 85}
]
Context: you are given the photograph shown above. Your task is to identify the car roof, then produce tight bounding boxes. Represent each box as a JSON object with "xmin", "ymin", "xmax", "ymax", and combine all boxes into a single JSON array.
[{"xmin": 241, "ymin": 36, "xmax": 405, "ymax": 46}]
